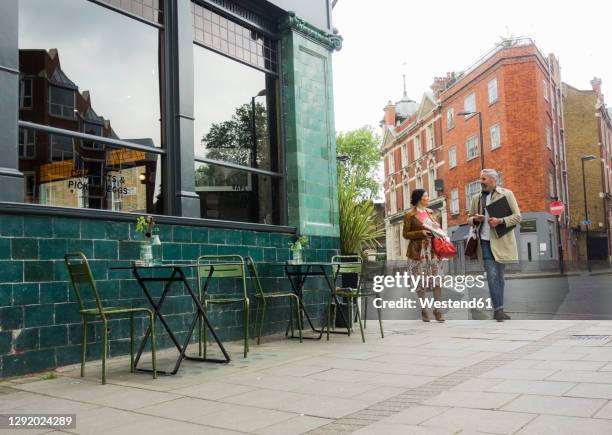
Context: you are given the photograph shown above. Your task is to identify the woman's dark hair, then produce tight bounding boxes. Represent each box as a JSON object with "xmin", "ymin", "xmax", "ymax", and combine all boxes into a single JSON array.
[{"xmin": 410, "ymin": 188, "xmax": 427, "ymax": 206}]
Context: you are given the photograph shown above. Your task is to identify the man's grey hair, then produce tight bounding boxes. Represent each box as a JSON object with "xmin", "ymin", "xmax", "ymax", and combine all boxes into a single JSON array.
[{"xmin": 481, "ymin": 168, "xmax": 499, "ymax": 182}]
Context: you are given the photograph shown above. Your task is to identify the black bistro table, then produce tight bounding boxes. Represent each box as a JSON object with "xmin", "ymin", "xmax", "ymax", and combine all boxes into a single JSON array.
[
  {"xmin": 262, "ymin": 261, "xmax": 347, "ymax": 340},
  {"xmin": 111, "ymin": 263, "xmax": 230, "ymax": 375}
]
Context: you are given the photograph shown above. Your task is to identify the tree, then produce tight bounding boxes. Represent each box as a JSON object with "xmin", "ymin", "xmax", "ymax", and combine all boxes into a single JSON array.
[{"xmin": 335, "ymin": 126, "xmax": 381, "ymax": 200}]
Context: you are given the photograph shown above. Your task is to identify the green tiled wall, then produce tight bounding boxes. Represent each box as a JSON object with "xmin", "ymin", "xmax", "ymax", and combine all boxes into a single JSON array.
[
  {"xmin": 282, "ymin": 30, "xmax": 340, "ymax": 238},
  {"xmin": 0, "ymin": 214, "xmax": 339, "ymax": 378}
]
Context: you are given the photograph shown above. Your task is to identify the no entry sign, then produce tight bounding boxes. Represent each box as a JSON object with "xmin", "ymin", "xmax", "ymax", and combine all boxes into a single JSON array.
[{"xmin": 550, "ymin": 201, "xmax": 564, "ymax": 215}]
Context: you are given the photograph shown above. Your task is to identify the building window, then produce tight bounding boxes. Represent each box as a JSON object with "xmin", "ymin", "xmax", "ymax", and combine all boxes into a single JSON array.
[
  {"xmin": 390, "ymin": 186, "xmax": 397, "ymax": 214},
  {"xmin": 426, "ymin": 124, "xmax": 434, "ymax": 150},
  {"xmin": 488, "ymin": 78, "xmax": 498, "ymax": 104},
  {"xmin": 428, "ymin": 162, "xmax": 436, "ymax": 198},
  {"xmin": 447, "ymin": 108, "xmax": 454, "ymax": 129},
  {"xmin": 19, "ymin": 78, "xmax": 33, "ymax": 109},
  {"xmin": 490, "ymin": 123, "xmax": 501, "ymax": 149},
  {"xmin": 18, "ymin": 128, "xmax": 36, "ymax": 158},
  {"xmin": 448, "ymin": 145, "xmax": 457, "ymax": 168},
  {"xmin": 465, "ymin": 180, "xmax": 481, "ymax": 210},
  {"xmin": 403, "ymin": 182, "xmax": 409, "ymax": 211},
  {"xmin": 548, "ymin": 172, "xmax": 555, "ymax": 197},
  {"xmin": 49, "ymin": 85, "xmax": 75, "ymax": 119},
  {"xmin": 450, "ymin": 188, "xmax": 459, "ymax": 215},
  {"xmin": 388, "ymin": 152, "xmax": 395, "ymax": 175},
  {"xmin": 464, "ymin": 92, "xmax": 476, "ymax": 115},
  {"xmin": 18, "ymin": 0, "xmax": 164, "ymax": 213},
  {"xmin": 546, "ymin": 126, "xmax": 552, "ymax": 149},
  {"xmin": 466, "ymin": 135, "xmax": 479, "ymax": 160},
  {"xmin": 543, "ymin": 79, "xmax": 549, "ymax": 101},
  {"xmin": 401, "ymin": 144, "xmax": 407, "ymax": 167},
  {"xmin": 416, "ymin": 169, "xmax": 423, "ymax": 189},
  {"xmin": 413, "ymin": 136, "xmax": 421, "ymax": 160}
]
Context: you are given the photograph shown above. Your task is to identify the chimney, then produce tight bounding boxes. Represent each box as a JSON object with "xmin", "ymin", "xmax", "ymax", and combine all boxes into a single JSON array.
[
  {"xmin": 383, "ymin": 100, "xmax": 396, "ymax": 126},
  {"xmin": 591, "ymin": 77, "xmax": 602, "ymax": 96},
  {"xmin": 430, "ymin": 72, "xmax": 455, "ymax": 99}
]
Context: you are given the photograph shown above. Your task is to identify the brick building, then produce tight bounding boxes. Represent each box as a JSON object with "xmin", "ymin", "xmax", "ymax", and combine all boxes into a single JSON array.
[
  {"xmin": 382, "ymin": 39, "xmax": 571, "ymax": 271},
  {"xmin": 563, "ymin": 78, "xmax": 612, "ymax": 264},
  {"xmin": 381, "ymin": 91, "xmax": 445, "ymax": 261}
]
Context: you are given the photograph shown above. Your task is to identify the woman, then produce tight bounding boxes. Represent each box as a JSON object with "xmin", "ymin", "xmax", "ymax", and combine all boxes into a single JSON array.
[{"xmin": 402, "ymin": 189, "xmax": 445, "ymax": 322}]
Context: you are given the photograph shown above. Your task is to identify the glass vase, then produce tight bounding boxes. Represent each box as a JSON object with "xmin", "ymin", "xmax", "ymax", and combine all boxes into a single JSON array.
[
  {"xmin": 291, "ymin": 247, "xmax": 303, "ymax": 264},
  {"xmin": 140, "ymin": 239, "xmax": 154, "ymax": 266}
]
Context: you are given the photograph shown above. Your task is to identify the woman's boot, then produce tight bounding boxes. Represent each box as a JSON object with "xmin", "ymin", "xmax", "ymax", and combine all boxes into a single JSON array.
[
  {"xmin": 417, "ymin": 290, "xmax": 430, "ymax": 322},
  {"xmin": 433, "ymin": 286, "xmax": 445, "ymax": 322}
]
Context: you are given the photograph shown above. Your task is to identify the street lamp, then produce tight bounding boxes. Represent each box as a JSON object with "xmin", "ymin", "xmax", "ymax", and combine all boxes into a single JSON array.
[
  {"xmin": 457, "ymin": 111, "xmax": 484, "ymax": 170},
  {"xmin": 581, "ymin": 154, "xmax": 596, "ymax": 272}
]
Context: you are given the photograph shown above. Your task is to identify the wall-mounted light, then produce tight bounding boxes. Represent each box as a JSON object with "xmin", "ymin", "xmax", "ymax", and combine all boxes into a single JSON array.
[{"xmin": 139, "ymin": 173, "xmax": 147, "ymax": 184}]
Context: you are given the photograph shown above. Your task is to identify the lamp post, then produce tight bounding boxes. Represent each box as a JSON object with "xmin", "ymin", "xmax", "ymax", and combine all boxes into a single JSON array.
[
  {"xmin": 457, "ymin": 111, "xmax": 484, "ymax": 170},
  {"xmin": 581, "ymin": 154, "xmax": 596, "ymax": 272}
]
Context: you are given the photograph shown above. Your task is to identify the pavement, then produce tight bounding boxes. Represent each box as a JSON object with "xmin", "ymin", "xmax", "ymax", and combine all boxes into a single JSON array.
[{"xmin": 2, "ymin": 320, "xmax": 612, "ymax": 435}]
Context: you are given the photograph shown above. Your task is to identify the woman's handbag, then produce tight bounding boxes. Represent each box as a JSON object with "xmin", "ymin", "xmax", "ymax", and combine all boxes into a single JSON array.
[{"xmin": 432, "ymin": 236, "xmax": 457, "ymax": 258}]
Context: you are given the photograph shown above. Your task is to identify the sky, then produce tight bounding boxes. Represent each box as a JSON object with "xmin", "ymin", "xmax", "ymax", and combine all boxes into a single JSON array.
[{"xmin": 331, "ymin": 0, "xmax": 612, "ymax": 134}]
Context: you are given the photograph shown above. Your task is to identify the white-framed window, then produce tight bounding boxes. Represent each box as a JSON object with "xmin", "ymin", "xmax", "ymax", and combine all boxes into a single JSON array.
[
  {"xmin": 390, "ymin": 186, "xmax": 397, "ymax": 214},
  {"xmin": 446, "ymin": 108, "xmax": 454, "ymax": 129},
  {"xmin": 490, "ymin": 123, "xmax": 501, "ymax": 149},
  {"xmin": 416, "ymin": 169, "xmax": 423, "ymax": 189},
  {"xmin": 413, "ymin": 135, "xmax": 421, "ymax": 160},
  {"xmin": 20, "ymin": 78, "xmax": 33, "ymax": 109},
  {"xmin": 465, "ymin": 180, "xmax": 481, "ymax": 210},
  {"xmin": 448, "ymin": 145, "xmax": 457, "ymax": 168},
  {"xmin": 388, "ymin": 151, "xmax": 395, "ymax": 174},
  {"xmin": 403, "ymin": 181, "xmax": 409, "ymax": 211},
  {"xmin": 543, "ymin": 79, "xmax": 549, "ymax": 101},
  {"xmin": 487, "ymin": 78, "xmax": 498, "ymax": 104},
  {"xmin": 548, "ymin": 172, "xmax": 555, "ymax": 197},
  {"xmin": 428, "ymin": 162, "xmax": 436, "ymax": 198},
  {"xmin": 546, "ymin": 126, "xmax": 552, "ymax": 149},
  {"xmin": 49, "ymin": 85, "xmax": 75, "ymax": 119},
  {"xmin": 18, "ymin": 128, "xmax": 36, "ymax": 158},
  {"xmin": 450, "ymin": 188, "xmax": 459, "ymax": 215},
  {"xmin": 50, "ymin": 134, "xmax": 74, "ymax": 161},
  {"xmin": 401, "ymin": 143, "xmax": 407, "ymax": 167},
  {"xmin": 466, "ymin": 135, "xmax": 479, "ymax": 160},
  {"xmin": 464, "ymin": 92, "xmax": 476, "ymax": 115},
  {"xmin": 426, "ymin": 124, "xmax": 434, "ymax": 150}
]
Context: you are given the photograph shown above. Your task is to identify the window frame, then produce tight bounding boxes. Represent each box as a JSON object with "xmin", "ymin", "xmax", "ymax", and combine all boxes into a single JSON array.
[
  {"xmin": 463, "ymin": 92, "xmax": 476, "ymax": 118},
  {"xmin": 487, "ymin": 77, "xmax": 498, "ymax": 105},
  {"xmin": 448, "ymin": 145, "xmax": 457, "ymax": 169},
  {"xmin": 426, "ymin": 124, "xmax": 434, "ymax": 150},
  {"xmin": 18, "ymin": 128, "xmax": 36, "ymax": 159},
  {"xmin": 450, "ymin": 188, "xmax": 459, "ymax": 215},
  {"xmin": 490, "ymin": 123, "xmax": 501, "ymax": 150},
  {"xmin": 48, "ymin": 85, "xmax": 76, "ymax": 120},
  {"xmin": 466, "ymin": 135, "xmax": 479, "ymax": 161},
  {"xmin": 446, "ymin": 107, "xmax": 454, "ymax": 130},
  {"xmin": 20, "ymin": 77, "xmax": 33, "ymax": 109},
  {"xmin": 465, "ymin": 180, "xmax": 481, "ymax": 211},
  {"xmin": 413, "ymin": 135, "xmax": 421, "ymax": 161}
]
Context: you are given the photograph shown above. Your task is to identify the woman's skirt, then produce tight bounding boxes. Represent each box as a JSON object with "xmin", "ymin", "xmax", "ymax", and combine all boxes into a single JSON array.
[{"xmin": 407, "ymin": 239, "xmax": 443, "ymax": 295}]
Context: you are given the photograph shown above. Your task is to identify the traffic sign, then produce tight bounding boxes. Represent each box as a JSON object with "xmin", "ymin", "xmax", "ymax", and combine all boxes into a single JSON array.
[
  {"xmin": 549, "ymin": 201, "xmax": 564, "ymax": 215},
  {"xmin": 582, "ymin": 219, "xmax": 592, "ymax": 225}
]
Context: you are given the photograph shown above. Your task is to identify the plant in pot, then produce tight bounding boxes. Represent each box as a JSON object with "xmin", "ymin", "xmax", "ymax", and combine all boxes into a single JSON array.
[
  {"xmin": 135, "ymin": 215, "xmax": 161, "ymax": 265},
  {"xmin": 288, "ymin": 235, "xmax": 308, "ymax": 264}
]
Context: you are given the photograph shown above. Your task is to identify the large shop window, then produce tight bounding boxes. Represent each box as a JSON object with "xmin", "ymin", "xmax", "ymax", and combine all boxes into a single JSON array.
[
  {"xmin": 17, "ymin": 0, "xmax": 163, "ymax": 213},
  {"xmin": 193, "ymin": 5, "xmax": 282, "ymax": 225}
]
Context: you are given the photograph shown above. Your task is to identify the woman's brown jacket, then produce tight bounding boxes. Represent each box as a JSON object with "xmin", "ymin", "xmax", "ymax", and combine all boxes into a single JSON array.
[{"xmin": 402, "ymin": 207, "xmax": 438, "ymax": 261}]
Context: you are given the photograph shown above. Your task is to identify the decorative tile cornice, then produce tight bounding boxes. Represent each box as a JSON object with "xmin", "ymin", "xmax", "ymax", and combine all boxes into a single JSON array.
[{"xmin": 279, "ymin": 11, "xmax": 343, "ymax": 51}]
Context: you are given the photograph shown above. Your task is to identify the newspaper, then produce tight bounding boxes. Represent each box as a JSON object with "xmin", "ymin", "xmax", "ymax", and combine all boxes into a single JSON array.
[{"xmin": 422, "ymin": 219, "xmax": 449, "ymax": 240}]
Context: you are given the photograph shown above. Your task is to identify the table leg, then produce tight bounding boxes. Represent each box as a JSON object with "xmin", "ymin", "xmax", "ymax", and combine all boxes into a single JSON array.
[
  {"xmin": 284, "ymin": 265, "xmax": 319, "ymax": 339},
  {"xmin": 318, "ymin": 264, "xmax": 349, "ymax": 339}
]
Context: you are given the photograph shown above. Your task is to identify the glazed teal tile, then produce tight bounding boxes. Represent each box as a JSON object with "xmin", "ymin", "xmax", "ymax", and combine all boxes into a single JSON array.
[
  {"xmin": 263, "ymin": 247, "xmax": 276, "ymax": 262},
  {"xmin": 25, "ymin": 305, "xmax": 54, "ymax": 328},
  {"xmin": 87, "ymin": 260, "xmax": 108, "ymax": 281},
  {"xmin": 66, "ymin": 240, "xmax": 94, "ymax": 259},
  {"xmin": 39, "ymin": 239, "xmax": 68, "ymax": 260},
  {"xmin": 11, "ymin": 238, "xmax": 39, "ymax": 260},
  {"xmin": 39, "ymin": 325, "xmax": 68, "ymax": 348},
  {"xmin": 242, "ymin": 231, "xmax": 257, "ymax": 246},
  {"xmin": 23, "ymin": 216, "xmax": 53, "ymax": 238},
  {"xmin": 52, "ymin": 218, "xmax": 80, "ymax": 239},
  {"xmin": 191, "ymin": 227, "xmax": 208, "ymax": 243},
  {"xmin": 95, "ymin": 280, "xmax": 120, "ymax": 301},
  {"xmin": 93, "ymin": 240, "xmax": 118, "ymax": 259},
  {"xmin": 0, "ymin": 306, "xmax": 23, "ymax": 330},
  {"xmin": 247, "ymin": 247, "xmax": 264, "ymax": 262},
  {"xmin": 54, "ymin": 303, "xmax": 81, "ymax": 325},
  {"xmin": 0, "ymin": 284, "xmax": 11, "ymax": 307},
  {"xmin": 1, "ymin": 349, "xmax": 55, "ymax": 377},
  {"xmin": 119, "ymin": 241, "xmax": 141, "ymax": 260},
  {"xmin": 181, "ymin": 244, "xmax": 199, "ymax": 261},
  {"xmin": 200, "ymin": 244, "xmax": 218, "ymax": 256},
  {"xmin": 105, "ymin": 221, "xmax": 129, "ymax": 240},
  {"xmin": 0, "ymin": 331, "xmax": 11, "ymax": 355},
  {"xmin": 120, "ymin": 279, "xmax": 141, "ymax": 299},
  {"xmin": 1, "ymin": 261, "xmax": 24, "ymax": 282},
  {"xmin": 40, "ymin": 282, "xmax": 68, "ymax": 304},
  {"xmin": 0, "ymin": 215, "xmax": 23, "ymax": 237},
  {"xmin": 162, "ymin": 243, "xmax": 181, "ymax": 260},
  {"xmin": 173, "ymin": 226, "xmax": 191, "ymax": 243},
  {"xmin": 14, "ymin": 328, "xmax": 39, "ymax": 352},
  {"xmin": 277, "ymin": 248, "xmax": 290, "ymax": 261},
  {"xmin": 156, "ymin": 225, "xmax": 172, "ymax": 241},
  {"xmin": 208, "ymin": 229, "xmax": 225, "ymax": 244},
  {"xmin": 24, "ymin": 261, "xmax": 54, "ymax": 282},
  {"xmin": 53, "ymin": 260, "xmax": 69, "ymax": 282},
  {"xmin": 0, "ymin": 238, "xmax": 9, "ymax": 259},
  {"xmin": 80, "ymin": 220, "xmax": 106, "ymax": 239},
  {"xmin": 12, "ymin": 283, "xmax": 39, "ymax": 305},
  {"xmin": 225, "ymin": 230, "xmax": 242, "ymax": 245}
]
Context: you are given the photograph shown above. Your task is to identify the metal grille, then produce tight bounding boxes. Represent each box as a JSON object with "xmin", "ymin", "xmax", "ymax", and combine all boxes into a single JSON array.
[
  {"xmin": 192, "ymin": 2, "xmax": 278, "ymax": 73},
  {"xmin": 99, "ymin": 0, "xmax": 163, "ymax": 25}
]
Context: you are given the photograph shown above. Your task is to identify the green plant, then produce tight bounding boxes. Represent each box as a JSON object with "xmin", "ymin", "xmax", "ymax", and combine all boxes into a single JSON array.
[
  {"xmin": 338, "ymin": 170, "xmax": 384, "ymax": 255},
  {"xmin": 288, "ymin": 235, "xmax": 308, "ymax": 251},
  {"xmin": 136, "ymin": 215, "xmax": 156, "ymax": 239}
]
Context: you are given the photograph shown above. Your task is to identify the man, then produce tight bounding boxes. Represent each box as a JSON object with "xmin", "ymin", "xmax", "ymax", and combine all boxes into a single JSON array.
[{"xmin": 468, "ymin": 169, "xmax": 521, "ymax": 322}]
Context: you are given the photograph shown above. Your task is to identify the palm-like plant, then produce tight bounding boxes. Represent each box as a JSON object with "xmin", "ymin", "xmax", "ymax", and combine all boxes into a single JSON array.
[{"xmin": 338, "ymin": 169, "xmax": 384, "ymax": 255}]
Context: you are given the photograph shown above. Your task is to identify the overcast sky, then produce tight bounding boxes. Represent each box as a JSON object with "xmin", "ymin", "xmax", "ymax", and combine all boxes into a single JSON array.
[{"xmin": 331, "ymin": 0, "xmax": 611, "ymax": 134}]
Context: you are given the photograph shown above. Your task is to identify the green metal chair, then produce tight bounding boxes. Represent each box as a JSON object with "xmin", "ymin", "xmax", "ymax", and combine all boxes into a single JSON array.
[
  {"xmin": 197, "ymin": 255, "xmax": 250, "ymax": 358},
  {"xmin": 64, "ymin": 252, "xmax": 157, "ymax": 385},
  {"xmin": 245, "ymin": 256, "xmax": 303, "ymax": 344},
  {"xmin": 361, "ymin": 253, "xmax": 385, "ymax": 338},
  {"xmin": 325, "ymin": 255, "xmax": 365, "ymax": 343}
]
